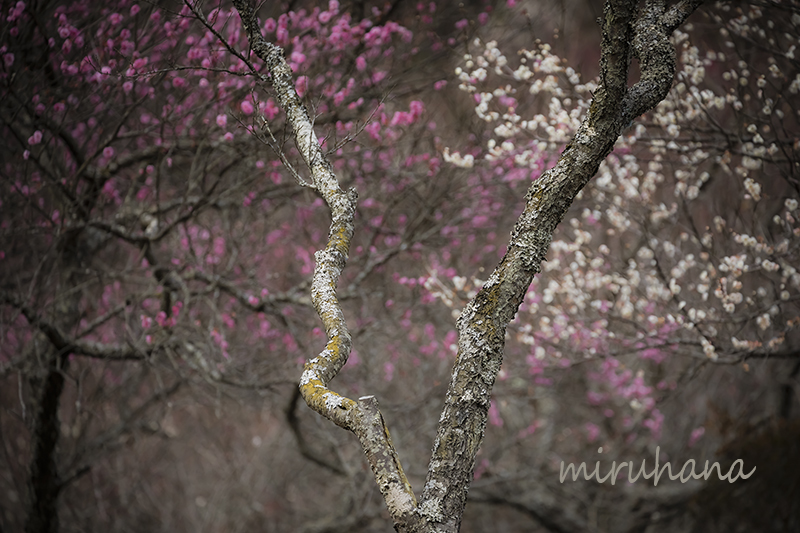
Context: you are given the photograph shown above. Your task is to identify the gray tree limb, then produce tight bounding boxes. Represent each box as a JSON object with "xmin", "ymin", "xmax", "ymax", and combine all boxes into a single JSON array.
[
  {"xmin": 417, "ymin": 2, "xmax": 702, "ymax": 530},
  {"xmin": 231, "ymin": 0, "xmax": 424, "ymax": 530}
]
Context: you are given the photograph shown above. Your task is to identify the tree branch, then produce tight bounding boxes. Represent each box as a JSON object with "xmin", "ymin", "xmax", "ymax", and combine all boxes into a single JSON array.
[
  {"xmin": 1, "ymin": 292, "xmax": 145, "ymax": 361},
  {"xmin": 230, "ymin": 1, "xmax": 424, "ymax": 530},
  {"xmin": 621, "ymin": 0, "xmax": 702, "ymax": 126},
  {"xmin": 417, "ymin": 1, "xmax": 702, "ymax": 530},
  {"xmin": 661, "ymin": 0, "xmax": 704, "ymax": 32},
  {"xmin": 230, "ymin": 0, "xmax": 703, "ymax": 530}
]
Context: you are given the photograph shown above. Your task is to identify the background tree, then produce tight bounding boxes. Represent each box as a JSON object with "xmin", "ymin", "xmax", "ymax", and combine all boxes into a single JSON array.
[{"xmin": 1, "ymin": 0, "xmax": 798, "ymax": 532}]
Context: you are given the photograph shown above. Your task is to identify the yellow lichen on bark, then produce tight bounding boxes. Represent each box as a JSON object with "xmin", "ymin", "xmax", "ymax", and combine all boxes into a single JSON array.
[{"xmin": 328, "ymin": 225, "xmax": 351, "ymax": 255}]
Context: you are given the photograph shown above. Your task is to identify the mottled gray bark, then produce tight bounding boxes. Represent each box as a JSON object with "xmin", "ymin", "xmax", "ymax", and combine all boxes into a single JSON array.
[
  {"xmin": 233, "ymin": 1, "xmax": 424, "ymax": 529},
  {"xmin": 231, "ymin": 0, "xmax": 702, "ymax": 531},
  {"xmin": 418, "ymin": 2, "xmax": 702, "ymax": 530}
]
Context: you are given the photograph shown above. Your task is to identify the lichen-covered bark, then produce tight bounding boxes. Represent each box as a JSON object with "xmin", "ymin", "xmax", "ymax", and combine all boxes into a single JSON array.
[
  {"xmin": 231, "ymin": 0, "xmax": 359, "ymax": 429},
  {"xmin": 417, "ymin": 1, "xmax": 703, "ymax": 530},
  {"xmin": 231, "ymin": 1, "xmax": 702, "ymax": 531},
  {"xmin": 232, "ymin": 1, "xmax": 423, "ymax": 530}
]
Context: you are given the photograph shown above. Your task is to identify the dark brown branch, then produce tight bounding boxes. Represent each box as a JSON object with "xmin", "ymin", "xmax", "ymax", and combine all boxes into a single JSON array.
[
  {"xmin": 24, "ymin": 349, "xmax": 67, "ymax": 533},
  {"xmin": 1, "ymin": 292, "xmax": 145, "ymax": 361}
]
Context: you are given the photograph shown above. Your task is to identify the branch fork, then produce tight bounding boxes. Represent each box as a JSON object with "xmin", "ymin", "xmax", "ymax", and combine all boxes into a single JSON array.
[{"xmin": 230, "ymin": 1, "xmax": 703, "ymax": 531}]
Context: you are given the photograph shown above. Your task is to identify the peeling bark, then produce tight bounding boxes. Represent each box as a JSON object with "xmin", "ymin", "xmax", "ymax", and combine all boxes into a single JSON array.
[{"xmin": 231, "ymin": 0, "xmax": 702, "ymax": 531}]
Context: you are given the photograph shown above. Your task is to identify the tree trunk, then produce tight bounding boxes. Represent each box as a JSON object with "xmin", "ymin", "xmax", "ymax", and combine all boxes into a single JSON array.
[
  {"xmin": 25, "ymin": 352, "xmax": 68, "ymax": 533},
  {"xmin": 232, "ymin": 0, "xmax": 704, "ymax": 530}
]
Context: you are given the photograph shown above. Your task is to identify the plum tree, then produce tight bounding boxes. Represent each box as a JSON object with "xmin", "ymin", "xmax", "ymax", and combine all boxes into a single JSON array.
[
  {"xmin": 232, "ymin": 0, "xmax": 708, "ymax": 531},
  {"xmin": 1, "ymin": 0, "xmax": 798, "ymax": 532}
]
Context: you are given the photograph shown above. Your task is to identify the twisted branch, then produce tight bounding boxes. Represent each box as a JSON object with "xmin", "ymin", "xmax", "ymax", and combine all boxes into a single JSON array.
[{"xmin": 230, "ymin": 1, "xmax": 422, "ymax": 529}]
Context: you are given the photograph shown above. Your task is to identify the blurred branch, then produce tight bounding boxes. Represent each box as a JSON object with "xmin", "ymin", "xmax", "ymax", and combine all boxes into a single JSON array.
[
  {"xmin": 0, "ymin": 291, "xmax": 146, "ymax": 362},
  {"xmin": 285, "ymin": 388, "xmax": 346, "ymax": 475},
  {"xmin": 60, "ymin": 379, "xmax": 184, "ymax": 490},
  {"xmin": 468, "ymin": 489, "xmax": 587, "ymax": 533}
]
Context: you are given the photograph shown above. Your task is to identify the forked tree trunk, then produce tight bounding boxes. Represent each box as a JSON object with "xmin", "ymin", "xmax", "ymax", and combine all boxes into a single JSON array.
[{"xmin": 231, "ymin": 1, "xmax": 703, "ymax": 531}]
